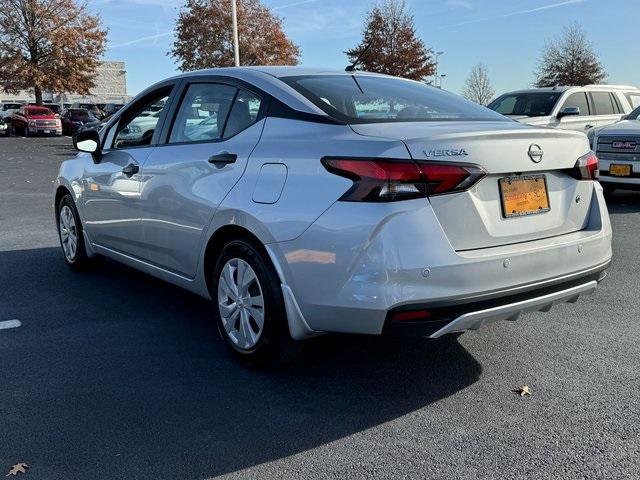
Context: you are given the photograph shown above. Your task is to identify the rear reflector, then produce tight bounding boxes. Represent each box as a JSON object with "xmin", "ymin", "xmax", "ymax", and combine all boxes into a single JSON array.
[
  {"xmin": 322, "ymin": 157, "xmax": 486, "ymax": 202},
  {"xmin": 392, "ymin": 310, "xmax": 432, "ymax": 322}
]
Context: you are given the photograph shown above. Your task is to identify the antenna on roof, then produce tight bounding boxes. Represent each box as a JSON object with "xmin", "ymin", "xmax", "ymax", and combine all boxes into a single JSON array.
[{"xmin": 346, "ymin": 42, "xmax": 372, "ymax": 72}]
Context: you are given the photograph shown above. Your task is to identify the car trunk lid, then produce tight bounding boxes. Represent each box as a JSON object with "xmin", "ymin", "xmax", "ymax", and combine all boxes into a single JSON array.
[{"xmin": 350, "ymin": 121, "xmax": 595, "ymax": 250}]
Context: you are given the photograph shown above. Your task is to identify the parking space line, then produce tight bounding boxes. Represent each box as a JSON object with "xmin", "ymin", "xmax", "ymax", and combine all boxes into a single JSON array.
[{"xmin": 0, "ymin": 319, "xmax": 22, "ymax": 330}]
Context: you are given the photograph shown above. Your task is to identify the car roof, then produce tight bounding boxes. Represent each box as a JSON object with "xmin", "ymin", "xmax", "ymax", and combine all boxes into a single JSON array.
[
  {"xmin": 176, "ymin": 66, "xmax": 383, "ymax": 79},
  {"xmin": 500, "ymin": 85, "xmax": 640, "ymax": 95},
  {"xmin": 140, "ymin": 66, "xmax": 400, "ymax": 118}
]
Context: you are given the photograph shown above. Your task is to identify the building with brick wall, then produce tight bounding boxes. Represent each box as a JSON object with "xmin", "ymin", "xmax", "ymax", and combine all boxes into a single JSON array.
[{"xmin": 0, "ymin": 61, "xmax": 130, "ymax": 106}]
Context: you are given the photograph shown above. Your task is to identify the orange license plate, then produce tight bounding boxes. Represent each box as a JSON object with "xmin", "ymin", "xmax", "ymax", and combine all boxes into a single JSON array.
[
  {"xmin": 499, "ymin": 175, "xmax": 550, "ymax": 218},
  {"xmin": 609, "ymin": 164, "xmax": 632, "ymax": 177}
]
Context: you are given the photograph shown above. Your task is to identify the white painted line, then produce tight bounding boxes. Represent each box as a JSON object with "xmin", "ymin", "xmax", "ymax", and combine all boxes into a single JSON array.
[{"xmin": 0, "ymin": 319, "xmax": 21, "ymax": 330}]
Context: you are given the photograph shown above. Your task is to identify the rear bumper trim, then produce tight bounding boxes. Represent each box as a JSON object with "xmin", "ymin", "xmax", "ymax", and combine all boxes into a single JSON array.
[{"xmin": 428, "ymin": 280, "xmax": 597, "ymax": 338}]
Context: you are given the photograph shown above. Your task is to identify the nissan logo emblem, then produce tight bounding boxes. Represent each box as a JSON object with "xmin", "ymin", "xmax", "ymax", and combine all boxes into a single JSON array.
[{"xmin": 528, "ymin": 144, "xmax": 544, "ymax": 163}]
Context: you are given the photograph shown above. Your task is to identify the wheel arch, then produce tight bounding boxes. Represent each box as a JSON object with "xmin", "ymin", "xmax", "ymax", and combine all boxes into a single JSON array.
[
  {"xmin": 201, "ymin": 223, "xmax": 319, "ymax": 341},
  {"xmin": 203, "ymin": 225, "xmax": 279, "ymax": 295},
  {"xmin": 54, "ymin": 185, "xmax": 72, "ymax": 215}
]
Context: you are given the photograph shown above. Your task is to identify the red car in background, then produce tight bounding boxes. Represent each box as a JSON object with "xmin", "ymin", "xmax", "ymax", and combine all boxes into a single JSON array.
[{"xmin": 11, "ymin": 106, "xmax": 62, "ymax": 136}]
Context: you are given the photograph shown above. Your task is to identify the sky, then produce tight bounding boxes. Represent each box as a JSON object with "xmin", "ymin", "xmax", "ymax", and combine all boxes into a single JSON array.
[{"xmin": 92, "ymin": 0, "xmax": 640, "ymax": 97}]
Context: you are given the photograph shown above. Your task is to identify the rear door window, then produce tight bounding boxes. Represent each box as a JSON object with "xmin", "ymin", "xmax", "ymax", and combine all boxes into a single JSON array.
[
  {"xmin": 223, "ymin": 89, "xmax": 262, "ymax": 138},
  {"xmin": 590, "ymin": 92, "xmax": 616, "ymax": 115},
  {"xmin": 169, "ymin": 83, "xmax": 237, "ymax": 144},
  {"xmin": 561, "ymin": 92, "xmax": 590, "ymax": 116}
]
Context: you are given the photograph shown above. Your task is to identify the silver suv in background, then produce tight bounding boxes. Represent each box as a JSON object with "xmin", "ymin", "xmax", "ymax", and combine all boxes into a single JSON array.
[{"xmin": 488, "ymin": 85, "xmax": 640, "ymax": 133}]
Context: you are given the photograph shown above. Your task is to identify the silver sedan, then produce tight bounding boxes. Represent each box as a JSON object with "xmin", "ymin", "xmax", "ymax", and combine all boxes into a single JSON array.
[{"xmin": 55, "ymin": 67, "xmax": 612, "ymax": 367}]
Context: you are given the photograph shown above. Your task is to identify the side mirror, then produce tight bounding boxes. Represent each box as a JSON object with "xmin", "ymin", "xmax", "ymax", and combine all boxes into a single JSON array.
[
  {"xmin": 557, "ymin": 106, "xmax": 580, "ymax": 119},
  {"xmin": 73, "ymin": 129, "xmax": 102, "ymax": 162}
]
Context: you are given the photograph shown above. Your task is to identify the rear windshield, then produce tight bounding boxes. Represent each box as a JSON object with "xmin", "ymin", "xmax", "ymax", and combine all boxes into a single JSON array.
[
  {"xmin": 488, "ymin": 92, "xmax": 561, "ymax": 117},
  {"xmin": 281, "ymin": 75, "xmax": 508, "ymax": 123}
]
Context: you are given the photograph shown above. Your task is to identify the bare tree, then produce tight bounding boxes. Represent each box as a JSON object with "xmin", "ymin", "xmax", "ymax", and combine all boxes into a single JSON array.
[
  {"xmin": 462, "ymin": 63, "xmax": 495, "ymax": 105},
  {"xmin": 0, "ymin": 0, "xmax": 107, "ymax": 105},
  {"xmin": 346, "ymin": 0, "xmax": 434, "ymax": 81},
  {"xmin": 170, "ymin": 0, "xmax": 300, "ymax": 71},
  {"xmin": 534, "ymin": 24, "xmax": 606, "ymax": 87}
]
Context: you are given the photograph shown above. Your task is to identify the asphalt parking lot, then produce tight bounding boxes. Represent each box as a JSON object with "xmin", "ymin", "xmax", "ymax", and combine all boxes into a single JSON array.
[{"xmin": 1, "ymin": 135, "xmax": 639, "ymax": 480}]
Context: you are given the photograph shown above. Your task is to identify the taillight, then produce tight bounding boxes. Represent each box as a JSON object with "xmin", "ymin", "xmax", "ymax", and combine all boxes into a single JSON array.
[
  {"xmin": 574, "ymin": 151, "xmax": 599, "ymax": 180},
  {"xmin": 321, "ymin": 157, "xmax": 486, "ymax": 202}
]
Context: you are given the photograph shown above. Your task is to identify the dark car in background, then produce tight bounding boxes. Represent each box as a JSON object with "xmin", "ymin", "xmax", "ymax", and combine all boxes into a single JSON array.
[
  {"xmin": 42, "ymin": 103, "xmax": 62, "ymax": 115},
  {"xmin": 11, "ymin": 106, "xmax": 62, "ymax": 136},
  {"xmin": 61, "ymin": 108, "xmax": 101, "ymax": 135},
  {"xmin": 70, "ymin": 102, "xmax": 104, "ymax": 119}
]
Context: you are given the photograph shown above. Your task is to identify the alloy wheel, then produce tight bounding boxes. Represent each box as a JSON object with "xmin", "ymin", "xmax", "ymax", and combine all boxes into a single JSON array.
[{"xmin": 59, "ymin": 205, "xmax": 78, "ymax": 261}]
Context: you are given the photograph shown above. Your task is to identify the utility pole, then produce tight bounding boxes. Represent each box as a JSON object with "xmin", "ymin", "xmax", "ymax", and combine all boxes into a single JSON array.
[
  {"xmin": 433, "ymin": 51, "xmax": 444, "ymax": 87},
  {"xmin": 231, "ymin": 0, "xmax": 240, "ymax": 67}
]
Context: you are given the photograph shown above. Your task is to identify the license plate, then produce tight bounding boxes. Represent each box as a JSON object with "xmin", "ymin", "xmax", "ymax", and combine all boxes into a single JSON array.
[
  {"xmin": 609, "ymin": 164, "xmax": 632, "ymax": 177},
  {"xmin": 42, "ymin": 130, "xmax": 49, "ymax": 134},
  {"xmin": 499, "ymin": 175, "xmax": 550, "ymax": 218}
]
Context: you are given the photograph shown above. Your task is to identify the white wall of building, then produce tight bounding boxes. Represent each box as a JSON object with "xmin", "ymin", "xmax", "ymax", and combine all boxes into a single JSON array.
[{"xmin": 0, "ymin": 61, "xmax": 130, "ymax": 105}]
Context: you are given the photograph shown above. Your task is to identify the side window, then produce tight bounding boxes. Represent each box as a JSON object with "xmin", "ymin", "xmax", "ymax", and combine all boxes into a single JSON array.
[
  {"xmin": 169, "ymin": 83, "xmax": 237, "ymax": 144},
  {"xmin": 625, "ymin": 93, "xmax": 640, "ymax": 109},
  {"xmin": 223, "ymin": 89, "xmax": 262, "ymax": 138},
  {"xmin": 590, "ymin": 92, "xmax": 616, "ymax": 115},
  {"xmin": 562, "ymin": 92, "xmax": 589, "ymax": 116},
  {"xmin": 113, "ymin": 88, "xmax": 171, "ymax": 149}
]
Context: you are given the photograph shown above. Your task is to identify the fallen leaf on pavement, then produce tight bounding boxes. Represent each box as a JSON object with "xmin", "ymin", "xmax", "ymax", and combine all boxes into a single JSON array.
[
  {"xmin": 6, "ymin": 463, "xmax": 28, "ymax": 476},
  {"xmin": 514, "ymin": 385, "xmax": 532, "ymax": 397}
]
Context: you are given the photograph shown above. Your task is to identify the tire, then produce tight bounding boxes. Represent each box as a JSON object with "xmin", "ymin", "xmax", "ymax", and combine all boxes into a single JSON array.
[
  {"xmin": 211, "ymin": 239, "xmax": 302, "ymax": 368},
  {"xmin": 602, "ymin": 185, "xmax": 616, "ymax": 197},
  {"xmin": 56, "ymin": 193, "xmax": 103, "ymax": 270}
]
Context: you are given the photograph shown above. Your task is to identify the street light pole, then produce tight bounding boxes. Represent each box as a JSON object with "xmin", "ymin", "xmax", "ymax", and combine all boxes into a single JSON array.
[
  {"xmin": 231, "ymin": 0, "xmax": 240, "ymax": 67},
  {"xmin": 433, "ymin": 51, "xmax": 444, "ymax": 87}
]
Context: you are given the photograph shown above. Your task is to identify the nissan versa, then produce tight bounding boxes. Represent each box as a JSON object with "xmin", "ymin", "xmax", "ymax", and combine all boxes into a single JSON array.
[{"xmin": 55, "ymin": 67, "xmax": 613, "ymax": 366}]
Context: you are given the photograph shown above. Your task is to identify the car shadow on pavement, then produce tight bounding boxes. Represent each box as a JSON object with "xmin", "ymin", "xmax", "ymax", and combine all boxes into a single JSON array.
[
  {"xmin": 606, "ymin": 191, "xmax": 640, "ymax": 214},
  {"xmin": 0, "ymin": 247, "xmax": 481, "ymax": 480}
]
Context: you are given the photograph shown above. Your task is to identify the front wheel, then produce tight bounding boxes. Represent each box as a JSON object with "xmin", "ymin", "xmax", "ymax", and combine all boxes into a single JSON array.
[
  {"xmin": 56, "ymin": 193, "xmax": 102, "ymax": 270},
  {"xmin": 211, "ymin": 239, "xmax": 302, "ymax": 368}
]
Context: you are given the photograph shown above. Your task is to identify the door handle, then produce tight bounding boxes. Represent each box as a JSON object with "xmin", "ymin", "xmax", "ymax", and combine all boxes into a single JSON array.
[
  {"xmin": 208, "ymin": 152, "xmax": 237, "ymax": 164},
  {"xmin": 585, "ymin": 124, "xmax": 594, "ymax": 129},
  {"xmin": 122, "ymin": 163, "xmax": 139, "ymax": 176}
]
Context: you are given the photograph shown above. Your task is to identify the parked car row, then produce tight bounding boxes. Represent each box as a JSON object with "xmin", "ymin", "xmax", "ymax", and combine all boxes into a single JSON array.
[{"xmin": 0, "ymin": 101, "xmax": 126, "ymax": 137}]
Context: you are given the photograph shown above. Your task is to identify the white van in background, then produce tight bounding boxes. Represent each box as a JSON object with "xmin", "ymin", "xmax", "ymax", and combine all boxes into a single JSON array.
[{"xmin": 488, "ymin": 85, "xmax": 640, "ymax": 133}]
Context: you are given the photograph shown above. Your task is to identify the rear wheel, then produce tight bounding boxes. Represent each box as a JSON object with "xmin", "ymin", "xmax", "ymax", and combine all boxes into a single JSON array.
[
  {"xmin": 211, "ymin": 239, "xmax": 301, "ymax": 368},
  {"xmin": 56, "ymin": 193, "xmax": 103, "ymax": 270}
]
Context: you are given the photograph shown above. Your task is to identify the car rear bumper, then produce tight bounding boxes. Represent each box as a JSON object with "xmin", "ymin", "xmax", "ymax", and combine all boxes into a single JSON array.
[
  {"xmin": 383, "ymin": 265, "xmax": 607, "ymax": 337},
  {"xmin": 269, "ymin": 183, "xmax": 613, "ymax": 337}
]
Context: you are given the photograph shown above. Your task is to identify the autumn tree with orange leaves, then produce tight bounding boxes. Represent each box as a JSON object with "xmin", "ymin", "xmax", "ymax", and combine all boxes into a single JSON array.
[
  {"xmin": 0, "ymin": 0, "xmax": 107, "ymax": 105},
  {"xmin": 170, "ymin": 0, "xmax": 300, "ymax": 71},
  {"xmin": 346, "ymin": 0, "xmax": 435, "ymax": 81}
]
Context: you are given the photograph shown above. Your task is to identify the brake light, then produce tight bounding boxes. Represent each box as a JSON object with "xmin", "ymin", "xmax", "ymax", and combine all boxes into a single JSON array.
[
  {"xmin": 321, "ymin": 157, "xmax": 485, "ymax": 202},
  {"xmin": 574, "ymin": 151, "xmax": 599, "ymax": 180}
]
